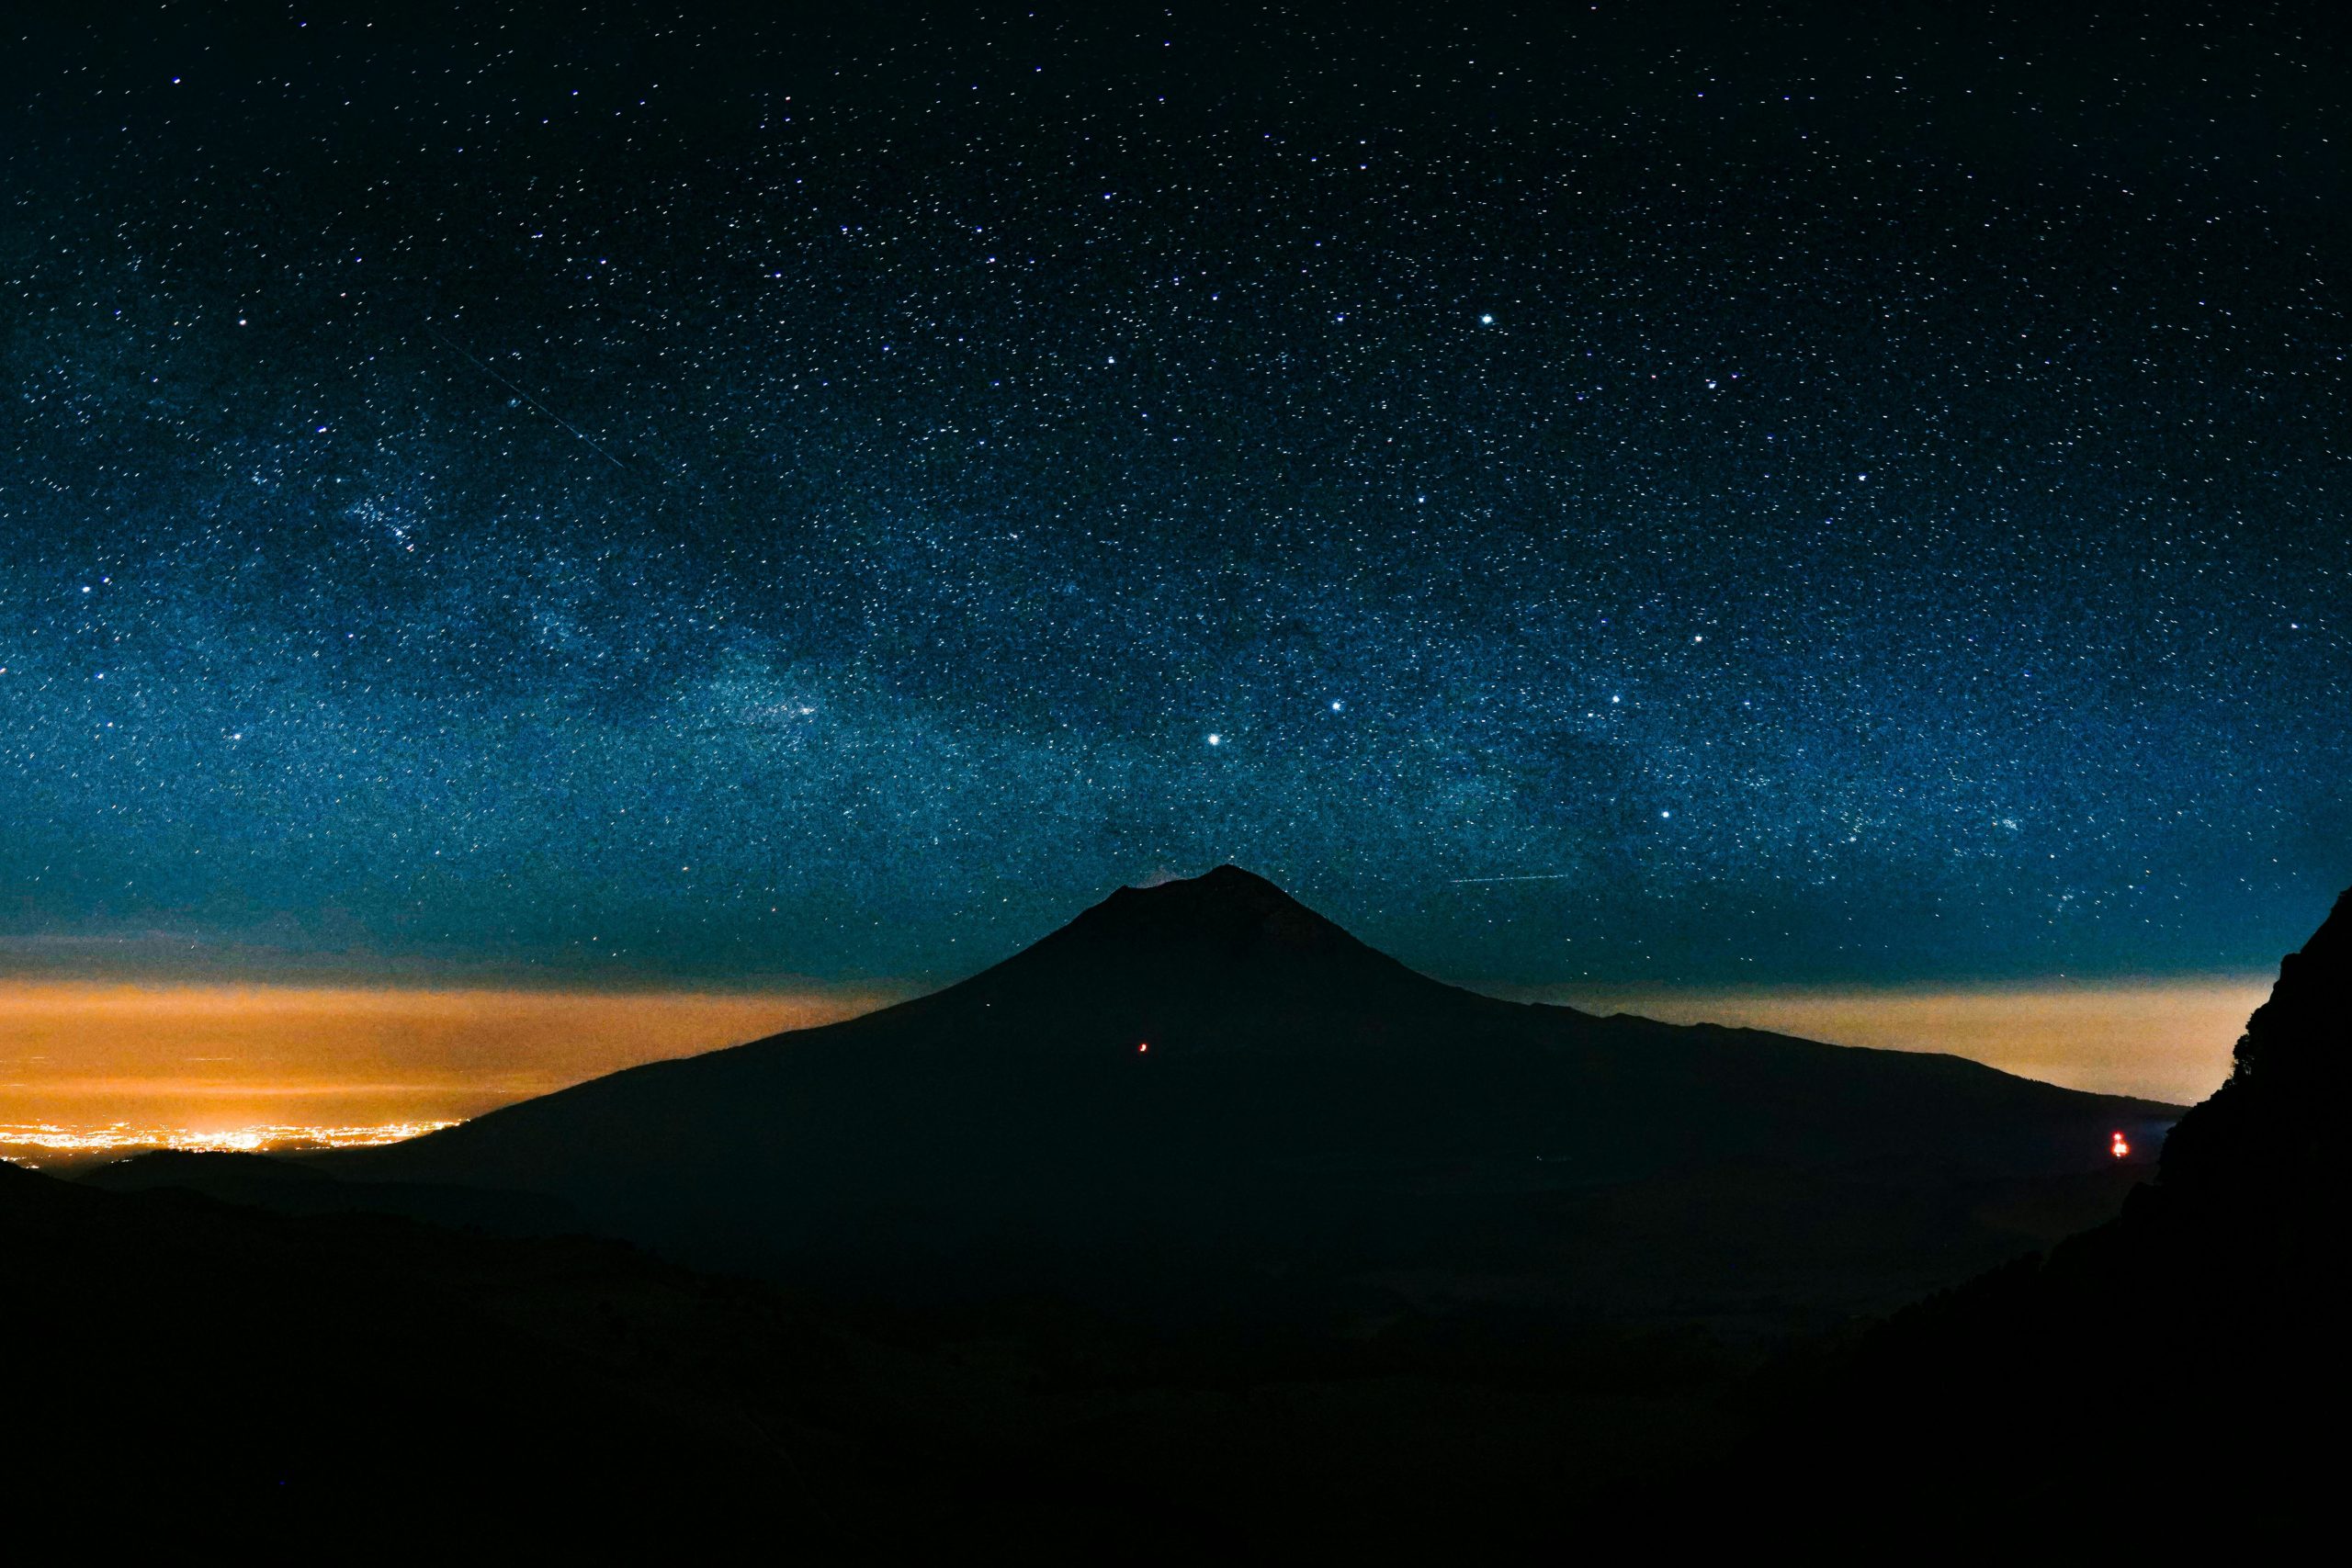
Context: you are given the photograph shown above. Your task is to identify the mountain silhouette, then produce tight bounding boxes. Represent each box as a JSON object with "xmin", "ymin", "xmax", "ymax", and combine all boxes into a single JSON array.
[
  {"xmin": 972, "ymin": 863, "xmax": 1444, "ymax": 1031},
  {"xmin": 337, "ymin": 867, "xmax": 2175, "ymax": 1324}
]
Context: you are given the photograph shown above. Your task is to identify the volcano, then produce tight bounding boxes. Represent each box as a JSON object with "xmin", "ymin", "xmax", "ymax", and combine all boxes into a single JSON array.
[{"xmin": 337, "ymin": 867, "xmax": 2175, "ymax": 1324}]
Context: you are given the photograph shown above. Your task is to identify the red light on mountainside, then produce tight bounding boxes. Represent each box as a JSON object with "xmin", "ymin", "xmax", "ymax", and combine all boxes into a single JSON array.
[
  {"xmin": 1137, "ymin": 1042, "xmax": 1149, "ymax": 1054},
  {"xmin": 2110, "ymin": 1131, "xmax": 2131, "ymax": 1158}
]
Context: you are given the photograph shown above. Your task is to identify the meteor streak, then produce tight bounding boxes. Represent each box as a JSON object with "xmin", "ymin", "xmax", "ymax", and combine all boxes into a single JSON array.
[
  {"xmin": 1448, "ymin": 873, "xmax": 1581, "ymax": 885},
  {"xmin": 423, "ymin": 321, "xmax": 631, "ymax": 470}
]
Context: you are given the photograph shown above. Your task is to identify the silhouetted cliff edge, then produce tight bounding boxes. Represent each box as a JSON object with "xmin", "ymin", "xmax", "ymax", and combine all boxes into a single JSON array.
[
  {"xmin": 1714, "ymin": 887, "xmax": 2346, "ymax": 1545},
  {"xmin": 2150, "ymin": 885, "xmax": 2343, "ymax": 1240}
]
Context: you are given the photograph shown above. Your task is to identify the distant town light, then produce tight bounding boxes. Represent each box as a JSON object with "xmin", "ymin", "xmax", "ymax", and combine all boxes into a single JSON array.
[
  {"xmin": 2110, "ymin": 1130, "xmax": 2132, "ymax": 1158},
  {"xmin": 0, "ymin": 1119, "xmax": 460, "ymax": 1162}
]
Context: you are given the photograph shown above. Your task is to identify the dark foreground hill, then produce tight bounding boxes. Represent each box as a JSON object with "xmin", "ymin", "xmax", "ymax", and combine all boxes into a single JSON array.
[
  {"xmin": 0, "ymin": 1147, "xmax": 1746, "ymax": 1555},
  {"xmin": 334, "ymin": 866, "xmax": 2172, "ymax": 1331},
  {"xmin": 79, "ymin": 1147, "xmax": 579, "ymax": 1233},
  {"xmin": 0, "ymin": 1161, "xmax": 815, "ymax": 1546}
]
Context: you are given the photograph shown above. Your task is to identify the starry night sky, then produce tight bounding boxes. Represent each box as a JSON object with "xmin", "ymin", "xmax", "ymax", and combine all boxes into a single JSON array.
[{"xmin": 2, "ymin": 2, "xmax": 2346, "ymax": 993}]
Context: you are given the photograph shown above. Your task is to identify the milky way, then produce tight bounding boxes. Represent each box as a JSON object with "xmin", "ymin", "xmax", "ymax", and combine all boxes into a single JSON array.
[{"xmin": 2, "ymin": 4, "xmax": 2345, "ymax": 990}]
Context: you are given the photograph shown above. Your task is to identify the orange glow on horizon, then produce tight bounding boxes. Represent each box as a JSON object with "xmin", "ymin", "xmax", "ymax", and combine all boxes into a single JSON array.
[
  {"xmin": 0, "ymin": 972, "xmax": 2267, "ymax": 1159},
  {"xmin": 0, "ymin": 979, "xmax": 888, "ymax": 1157},
  {"xmin": 1517, "ymin": 976, "xmax": 2271, "ymax": 1106}
]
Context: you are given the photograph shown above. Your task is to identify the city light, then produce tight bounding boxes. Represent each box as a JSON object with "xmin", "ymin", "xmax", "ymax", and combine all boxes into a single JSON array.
[{"xmin": 0, "ymin": 1119, "xmax": 459, "ymax": 1167}]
